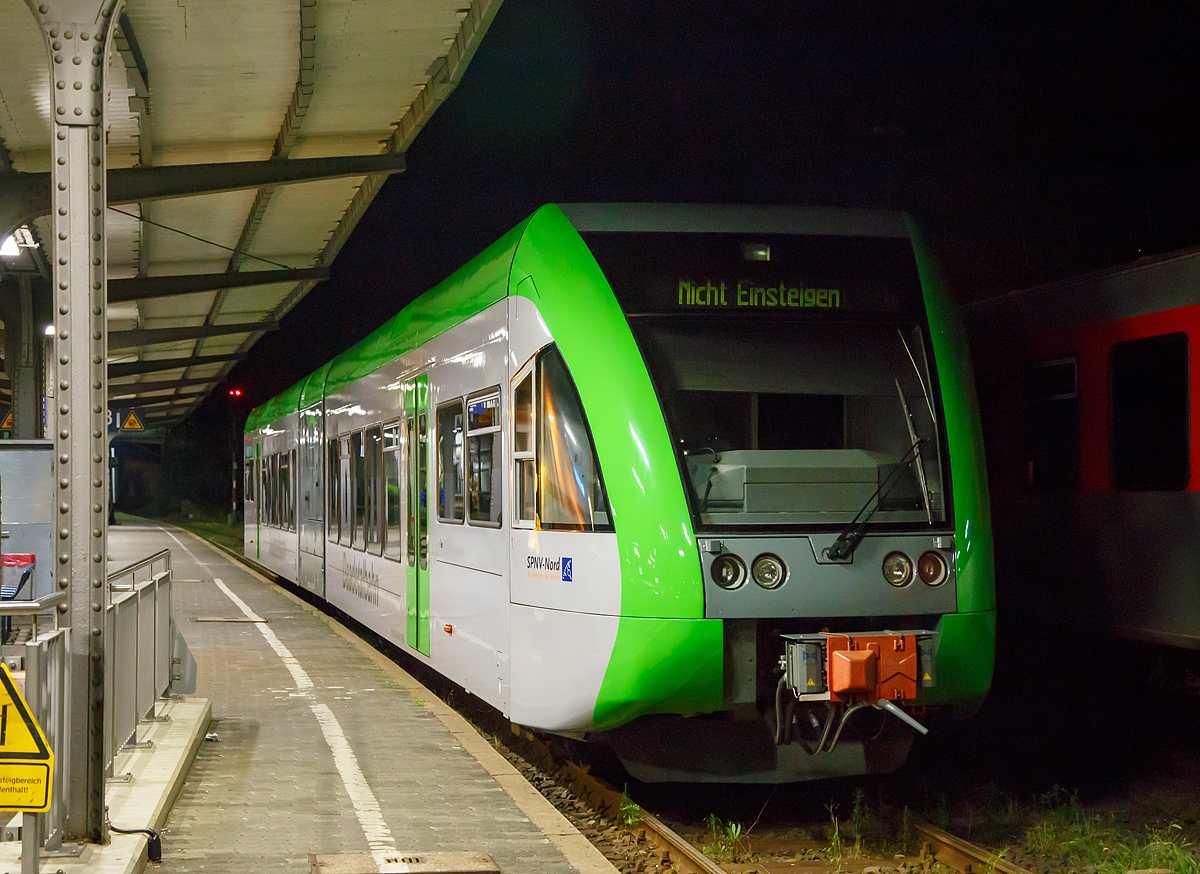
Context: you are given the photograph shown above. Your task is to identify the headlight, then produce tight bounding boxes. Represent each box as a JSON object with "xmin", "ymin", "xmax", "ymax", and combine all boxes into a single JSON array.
[
  {"xmin": 917, "ymin": 551, "xmax": 948, "ymax": 586},
  {"xmin": 882, "ymin": 552, "xmax": 913, "ymax": 587},
  {"xmin": 751, "ymin": 553, "xmax": 787, "ymax": 589},
  {"xmin": 711, "ymin": 554, "xmax": 747, "ymax": 589}
]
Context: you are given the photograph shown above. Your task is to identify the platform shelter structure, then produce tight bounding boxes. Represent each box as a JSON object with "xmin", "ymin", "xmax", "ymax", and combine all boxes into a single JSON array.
[{"xmin": 0, "ymin": 0, "xmax": 502, "ymax": 845}]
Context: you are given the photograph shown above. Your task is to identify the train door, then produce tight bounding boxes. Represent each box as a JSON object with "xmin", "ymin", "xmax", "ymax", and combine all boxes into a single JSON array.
[
  {"xmin": 405, "ymin": 374, "xmax": 431, "ymax": 656},
  {"xmin": 245, "ymin": 441, "xmax": 260, "ymax": 561},
  {"xmin": 298, "ymin": 404, "xmax": 326, "ymax": 598}
]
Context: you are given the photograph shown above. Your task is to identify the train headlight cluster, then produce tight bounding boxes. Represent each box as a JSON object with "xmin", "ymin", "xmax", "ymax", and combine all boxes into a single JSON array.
[
  {"xmin": 917, "ymin": 551, "xmax": 948, "ymax": 586},
  {"xmin": 882, "ymin": 552, "xmax": 914, "ymax": 587},
  {"xmin": 711, "ymin": 554, "xmax": 747, "ymax": 589},
  {"xmin": 751, "ymin": 554, "xmax": 787, "ymax": 589},
  {"xmin": 883, "ymin": 550, "xmax": 949, "ymax": 587}
]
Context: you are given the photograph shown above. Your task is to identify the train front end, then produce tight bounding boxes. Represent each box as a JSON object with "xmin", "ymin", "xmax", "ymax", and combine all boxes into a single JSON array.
[{"xmin": 556, "ymin": 205, "xmax": 994, "ymax": 782}]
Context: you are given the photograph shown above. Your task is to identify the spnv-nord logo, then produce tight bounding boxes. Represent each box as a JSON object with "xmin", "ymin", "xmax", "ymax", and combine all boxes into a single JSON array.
[{"xmin": 562, "ymin": 557, "xmax": 573, "ymax": 582}]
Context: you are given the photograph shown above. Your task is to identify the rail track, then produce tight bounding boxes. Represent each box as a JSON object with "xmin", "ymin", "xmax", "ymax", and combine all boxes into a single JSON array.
[
  {"xmin": 508, "ymin": 723, "xmax": 1033, "ymax": 874},
  {"xmin": 215, "ymin": 531, "xmax": 1032, "ymax": 874}
]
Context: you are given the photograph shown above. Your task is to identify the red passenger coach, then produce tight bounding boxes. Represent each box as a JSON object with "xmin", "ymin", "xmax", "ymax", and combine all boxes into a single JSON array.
[{"xmin": 971, "ymin": 245, "xmax": 1200, "ymax": 655}]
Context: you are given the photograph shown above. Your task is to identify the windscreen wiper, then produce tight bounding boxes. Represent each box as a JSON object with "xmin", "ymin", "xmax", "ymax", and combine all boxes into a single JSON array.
[
  {"xmin": 896, "ymin": 378, "xmax": 932, "ymax": 523},
  {"xmin": 824, "ymin": 439, "xmax": 924, "ymax": 561}
]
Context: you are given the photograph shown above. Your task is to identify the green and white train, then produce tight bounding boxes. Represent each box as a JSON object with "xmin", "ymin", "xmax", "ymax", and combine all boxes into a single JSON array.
[{"xmin": 244, "ymin": 204, "xmax": 994, "ymax": 782}]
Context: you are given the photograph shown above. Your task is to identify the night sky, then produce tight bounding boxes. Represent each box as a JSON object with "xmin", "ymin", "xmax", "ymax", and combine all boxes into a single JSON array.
[{"xmin": 208, "ymin": 0, "xmax": 1200, "ymax": 422}]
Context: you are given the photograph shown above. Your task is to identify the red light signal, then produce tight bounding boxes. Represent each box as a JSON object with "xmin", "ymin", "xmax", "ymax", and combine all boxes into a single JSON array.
[{"xmin": 229, "ymin": 388, "xmax": 243, "ymax": 397}]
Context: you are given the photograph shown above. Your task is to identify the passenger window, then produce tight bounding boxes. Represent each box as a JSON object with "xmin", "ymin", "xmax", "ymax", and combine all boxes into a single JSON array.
[
  {"xmin": 339, "ymin": 436, "xmax": 352, "ymax": 547},
  {"xmin": 537, "ymin": 347, "xmax": 613, "ymax": 531},
  {"xmin": 437, "ymin": 401, "xmax": 465, "ymax": 522},
  {"xmin": 245, "ymin": 458, "xmax": 255, "ymax": 503},
  {"xmin": 514, "ymin": 372, "xmax": 533, "ymax": 453},
  {"xmin": 384, "ymin": 423, "xmax": 403, "ymax": 560},
  {"xmin": 270, "ymin": 454, "xmax": 279, "ymax": 526},
  {"xmin": 327, "ymin": 438, "xmax": 339, "ymax": 542},
  {"xmin": 1110, "ymin": 332, "xmax": 1190, "ymax": 490},
  {"xmin": 467, "ymin": 391, "xmax": 502, "ymax": 526},
  {"xmin": 512, "ymin": 369, "xmax": 536, "ymax": 528},
  {"xmin": 1027, "ymin": 358, "xmax": 1080, "ymax": 490},
  {"xmin": 280, "ymin": 451, "xmax": 292, "ymax": 531},
  {"xmin": 352, "ymin": 431, "xmax": 366, "ymax": 549},
  {"xmin": 366, "ymin": 426, "xmax": 383, "ymax": 555}
]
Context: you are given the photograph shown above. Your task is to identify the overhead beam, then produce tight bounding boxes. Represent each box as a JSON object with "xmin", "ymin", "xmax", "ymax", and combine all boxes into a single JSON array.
[
  {"xmin": 108, "ymin": 352, "xmax": 241, "ymax": 378},
  {"xmin": 2, "ymin": 152, "xmax": 406, "ymax": 233},
  {"xmin": 109, "ymin": 321, "xmax": 278, "ymax": 349},
  {"xmin": 109, "ymin": 375, "xmax": 221, "ymax": 396},
  {"xmin": 114, "ymin": 390, "xmax": 206, "ymax": 410},
  {"xmin": 108, "ymin": 267, "xmax": 329, "ymax": 302}
]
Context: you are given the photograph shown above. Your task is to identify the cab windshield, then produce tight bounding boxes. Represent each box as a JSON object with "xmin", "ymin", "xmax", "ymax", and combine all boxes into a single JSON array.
[{"xmin": 629, "ymin": 317, "xmax": 947, "ymax": 530}]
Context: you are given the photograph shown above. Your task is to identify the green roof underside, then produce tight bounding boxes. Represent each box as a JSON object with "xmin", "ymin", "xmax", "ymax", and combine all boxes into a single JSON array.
[
  {"xmin": 245, "ymin": 215, "xmax": 533, "ymax": 433},
  {"xmin": 245, "ymin": 376, "xmax": 306, "ymax": 432},
  {"xmin": 323, "ymin": 216, "xmax": 533, "ymax": 398}
]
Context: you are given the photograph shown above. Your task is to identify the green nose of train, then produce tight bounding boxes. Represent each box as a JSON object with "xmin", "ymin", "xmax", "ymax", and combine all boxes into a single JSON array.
[{"xmin": 243, "ymin": 203, "xmax": 994, "ymax": 783}]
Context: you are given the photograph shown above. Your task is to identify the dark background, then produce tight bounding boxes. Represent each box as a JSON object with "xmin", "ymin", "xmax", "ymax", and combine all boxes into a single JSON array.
[{"xmin": 149, "ymin": 0, "xmax": 1200, "ymax": 514}]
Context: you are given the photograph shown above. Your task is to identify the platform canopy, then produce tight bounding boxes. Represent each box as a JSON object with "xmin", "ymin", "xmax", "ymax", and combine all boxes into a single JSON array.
[{"xmin": 0, "ymin": 0, "xmax": 500, "ymax": 430}]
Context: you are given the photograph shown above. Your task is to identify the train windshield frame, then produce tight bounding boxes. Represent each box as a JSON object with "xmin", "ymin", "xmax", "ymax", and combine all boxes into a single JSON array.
[{"xmin": 582, "ymin": 230, "xmax": 953, "ymax": 533}]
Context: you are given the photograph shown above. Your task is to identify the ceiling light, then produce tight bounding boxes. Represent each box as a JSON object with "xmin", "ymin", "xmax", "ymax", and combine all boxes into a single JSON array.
[
  {"xmin": 1, "ymin": 236, "xmax": 18, "ymax": 258},
  {"xmin": 741, "ymin": 243, "xmax": 770, "ymax": 261}
]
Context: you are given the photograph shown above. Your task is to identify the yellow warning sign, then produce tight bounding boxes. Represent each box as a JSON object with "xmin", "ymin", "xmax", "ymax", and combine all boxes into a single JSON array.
[
  {"xmin": 0, "ymin": 664, "xmax": 53, "ymax": 812},
  {"xmin": 120, "ymin": 409, "xmax": 145, "ymax": 431},
  {"xmin": 923, "ymin": 673, "xmax": 932, "ymax": 681},
  {"xmin": 806, "ymin": 678, "xmax": 815, "ymax": 687},
  {"xmin": 0, "ymin": 410, "xmax": 11, "ymax": 430}
]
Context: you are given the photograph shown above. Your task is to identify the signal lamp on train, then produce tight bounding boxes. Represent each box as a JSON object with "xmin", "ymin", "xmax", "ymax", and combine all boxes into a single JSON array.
[
  {"xmin": 751, "ymin": 554, "xmax": 787, "ymax": 589},
  {"xmin": 917, "ymin": 551, "xmax": 948, "ymax": 586},
  {"xmin": 711, "ymin": 554, "xmax": 747, "ymax": 589},
  {"xmin": 882, "ymin": 552, "xmax": 914, "ymax": 587}
]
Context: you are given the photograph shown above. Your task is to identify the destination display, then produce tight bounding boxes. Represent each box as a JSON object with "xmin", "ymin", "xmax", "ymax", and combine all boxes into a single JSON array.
[
  {"xmin": 581, "ymin": 231, "xmax": 923, "ymax": 317},
  {"xmin": 676, "ymin": 278, "xmax": 841, "ymax": 309}
]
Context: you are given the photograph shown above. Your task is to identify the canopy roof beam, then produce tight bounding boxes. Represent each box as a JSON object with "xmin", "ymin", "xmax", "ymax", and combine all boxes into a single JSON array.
[
  {"xmin": 109, "ymin": 321, "xmax": 278, "ymax": 349},
  {"xmin": 108, "ymin": 352, "xmax": 241, "ymax": 378},
  {"xmin": 108, "ymin": 267, "xmax": 329, "ymax": 302}
]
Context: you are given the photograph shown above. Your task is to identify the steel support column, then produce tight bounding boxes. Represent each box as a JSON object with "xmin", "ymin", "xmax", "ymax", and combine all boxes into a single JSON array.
[{"xmin": 24, "ymin": 0, "xmax": 122, "ymax": 843}]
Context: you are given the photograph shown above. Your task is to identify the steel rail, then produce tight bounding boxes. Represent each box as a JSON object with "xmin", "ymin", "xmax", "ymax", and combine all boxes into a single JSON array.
[
  {"xmin": 915, "ymin": 821, "xmax": 1033, "ymax": 874},
  {"xmin": 509, "ymin": 726, "xmax": 728, "ymax": 874}
]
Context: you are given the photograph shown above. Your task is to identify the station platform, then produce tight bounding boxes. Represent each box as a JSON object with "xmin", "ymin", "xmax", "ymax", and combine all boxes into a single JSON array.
[{"xmin": 3, "ymin": 520, "xmax": 616, "ymax": 874}]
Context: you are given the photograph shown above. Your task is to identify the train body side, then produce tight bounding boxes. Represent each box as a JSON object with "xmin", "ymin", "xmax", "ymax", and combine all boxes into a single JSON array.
[
  {"xmin": 971, "ymin": 247, "xmax": 1200, "ymax": 651},
  {"xmin": 244, "ymin": 203, "xmax": 997, "ymax": 781}
]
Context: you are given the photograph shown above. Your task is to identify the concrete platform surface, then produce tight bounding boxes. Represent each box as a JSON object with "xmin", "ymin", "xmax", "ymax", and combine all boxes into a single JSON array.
[{"xmin": 95, "ymin": 521, "xmax": 618, "ymax": 874}]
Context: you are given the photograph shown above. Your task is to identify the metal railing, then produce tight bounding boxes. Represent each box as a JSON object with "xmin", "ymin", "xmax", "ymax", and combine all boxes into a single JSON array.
[
  {"xmin": 4, "ymin": 549, "xmax": 178, "ymax": 873},
  {"xmin": 105, "ymin": 550, "xmax": 174, "ymax": 771},
  {"xmin": 21, "ymin": 628, "xmax": 71, "ymax": 858},
  {"xmin": 108, "ymin": 548, "xmax": 171, "ymax": 592}
]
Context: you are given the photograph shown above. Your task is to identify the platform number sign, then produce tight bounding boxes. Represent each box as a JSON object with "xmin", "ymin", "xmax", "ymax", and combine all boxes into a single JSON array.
[{"xmin": 0, "ymin": 663, "xmax": 53, "ymax": 812}]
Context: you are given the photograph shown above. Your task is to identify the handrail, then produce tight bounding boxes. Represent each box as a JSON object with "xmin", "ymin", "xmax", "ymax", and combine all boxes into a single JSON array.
[
  {"xmin": 0, "ymin": 591, "xmax": 67, "ymax": 615},
  {"xmin": 107, "ymin": 548, "xmax": 171, "ymax": 590}
]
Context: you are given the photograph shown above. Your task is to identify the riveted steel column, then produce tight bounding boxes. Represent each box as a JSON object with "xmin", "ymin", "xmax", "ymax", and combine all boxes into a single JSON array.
[{"xmin": 24, "ymin": 0, "xmax": 123, "ymax": 843}]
